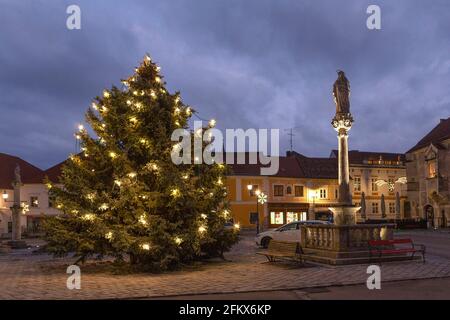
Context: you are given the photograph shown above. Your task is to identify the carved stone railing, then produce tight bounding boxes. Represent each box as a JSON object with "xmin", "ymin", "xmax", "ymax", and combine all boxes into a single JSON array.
[{"xmin": 300, "ymin": 224, "xmax": 395, "ymax": 252}]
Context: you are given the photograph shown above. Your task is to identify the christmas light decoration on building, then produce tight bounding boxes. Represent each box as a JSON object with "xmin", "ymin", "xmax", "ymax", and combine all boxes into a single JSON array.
[
  {"xmin": 141, "ymin": 243, "xmax": 150, "ymax": 250},
  {"xmin": 139, "ymin": 214, "xmax": 148, "ymax": 226},
  {"xmin": 103, "ymin": 91, "xmax": 110, "ymax": 98},
  {"xmin": 105, "ymin": 232, "xmax": 113, "ymax": 240},
  {"xmin": 109, "ymin": 151, "xmax": 117, "ymax": 159},
  {"xmin": 99, "ymin": 203, "xmax": 109, "ymax": 211},
  {"xmin": 198, "ymin": 225, "xmax": 207, "ymax": 234},
  {"xmin": 81, "ymin": 213, "xmax": 95, "ymax": 221},
  {"xmin": 174, "ymin": 237, "xmax": 183, "ymax": 245}
]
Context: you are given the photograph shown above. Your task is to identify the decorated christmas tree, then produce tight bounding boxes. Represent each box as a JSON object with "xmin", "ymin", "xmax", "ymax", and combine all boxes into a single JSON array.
[{"xmin": 43, "ymin": 55, "xmax": 239, "ymax": 271}]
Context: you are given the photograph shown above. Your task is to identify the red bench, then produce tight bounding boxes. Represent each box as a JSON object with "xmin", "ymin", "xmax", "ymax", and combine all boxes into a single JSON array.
[{"xmin": 368, "ymin": 238, "xmax": 426, "ymax": 263}]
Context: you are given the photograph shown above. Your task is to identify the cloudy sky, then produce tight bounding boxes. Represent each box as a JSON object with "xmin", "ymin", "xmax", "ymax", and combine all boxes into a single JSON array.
[{"xmin": 0, "ymin": 0, "xmax": 449, "ymax": 169}]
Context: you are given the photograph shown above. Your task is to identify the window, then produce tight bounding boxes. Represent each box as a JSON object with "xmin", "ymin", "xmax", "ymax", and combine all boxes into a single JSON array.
[
  {"xmin": 335, "ymin": 189, "xmax": 338, "ymax": 199},
  {"xmin": 354, "ymin": 177, "xmax": 361, "ymax": 192},
  {"xmin": 389, "ymin": 202, "xmax": 396, "ymax": 214},
  {"xmin": 372, "ymin": 202, "xmax": 379, "ymax": 214},
  {"xmin": 286, "ymin": 212, "xmax": 299, "ymax": 223},
  {"xmin": 274, "ymin": 185, "xmax": 284, "ymax": 197},
  {"xmin": 428, "ymin": 160, "xmax": 437, "ymax": 178},
  {"xmin": 319, "ymin": 188, "xmax": 327, "ymax": 199},
  {"xmin": 270, "ymin": 211, "xmax": 284, "ymax": 225},
  {"xmin": 286, "ymin": 186, "xmax": 292, "ymax": 195},
  {"xmin": 249, "ymin": 184, "xmax": 259, "ymax": 196},
  {"xmin": 49, "ymin": 195, "xmax": 56, "ymax": 208},
  {"xmin": 30, "ymin": 196, "xmax": 39, "ymax": 208},
  {"xmin": 371, "ymin": 179, "xmax": 378, "ymax": 192},
  {"xmin": 294, "ymin": 185, "xmax": 304, "ymax": 197},
  {"xmin": 280, "ymin": 223, "xmax": 297, "ymax": 231}
]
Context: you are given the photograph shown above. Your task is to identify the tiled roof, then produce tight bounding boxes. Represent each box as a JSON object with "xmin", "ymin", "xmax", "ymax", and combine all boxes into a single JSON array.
[
  {"xmin": 44, "ymin": 160, "xmax": 67, "ymax": 183},
  {"xmin": 229, "ymin": 152, "xmax": 337, "ymax": 179},
  {"xmin": 0, "ymin": 153, "xmax": 45, "ymax": 189},
  {"xmin": 407, "ymin": 117, "xmax": 450, "ymax": 153},
  {"xmin": 330, "ymin": 150, "xmax": 405, "ymax": 165}
]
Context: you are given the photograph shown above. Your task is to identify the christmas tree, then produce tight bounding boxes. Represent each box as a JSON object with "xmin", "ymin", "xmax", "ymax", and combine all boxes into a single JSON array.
[{"xmin": 43, "ymin": 55, "xmax": 239, "ymax": 271}]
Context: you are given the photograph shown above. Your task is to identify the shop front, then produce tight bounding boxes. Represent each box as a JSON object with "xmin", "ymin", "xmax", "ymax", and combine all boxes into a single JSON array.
[{"xmin": 268, "ymin": 203, "xmax": 309, "ymax": 228}]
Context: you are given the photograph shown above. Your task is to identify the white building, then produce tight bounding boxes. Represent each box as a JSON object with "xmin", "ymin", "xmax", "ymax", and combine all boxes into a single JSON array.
[{"xmin": 0, "ymin": 153, "xmax": 60, "ymax": 237}]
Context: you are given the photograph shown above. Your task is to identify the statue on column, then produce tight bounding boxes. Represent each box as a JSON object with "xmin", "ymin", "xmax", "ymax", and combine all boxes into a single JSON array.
[
  {"xmin": 333, "ymin": 70, "xmax": 350, "ymax": 114},
  {"xmin": 332, "ymin": 70, "xmax": 353, "ymax": 129}
]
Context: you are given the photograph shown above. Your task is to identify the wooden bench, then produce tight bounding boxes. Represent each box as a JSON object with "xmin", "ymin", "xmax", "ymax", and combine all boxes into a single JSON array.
[
  {"xmin": 368, "ymin": 238, "xmax": 426, "ymax": 263},
  {"xmin": 256, "ymin": 240, "xmax": 302, "ymax": 263}
]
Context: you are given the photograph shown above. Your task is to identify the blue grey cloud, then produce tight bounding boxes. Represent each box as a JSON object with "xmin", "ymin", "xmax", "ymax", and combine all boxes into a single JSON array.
[{"xmin": 0, "ymin": 0, "xmax": 449, "ymax": 168}]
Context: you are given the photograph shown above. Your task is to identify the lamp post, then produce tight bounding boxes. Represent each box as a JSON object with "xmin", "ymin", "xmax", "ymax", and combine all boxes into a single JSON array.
[{"xmin": 247, "ymin": 185, "xmax": 267, "ymax": 234}]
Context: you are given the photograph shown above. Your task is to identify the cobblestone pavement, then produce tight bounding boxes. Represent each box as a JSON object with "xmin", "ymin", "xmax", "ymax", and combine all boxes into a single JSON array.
[{"xmin": 0, "ymin": 230, "xmax": 449, "ymax": 299}]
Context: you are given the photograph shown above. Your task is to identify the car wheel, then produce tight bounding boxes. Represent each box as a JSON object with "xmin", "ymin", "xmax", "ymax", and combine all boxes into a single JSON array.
[{"xmin": 261, "ymin": 237, "xmax": 272, "ymax": 248}]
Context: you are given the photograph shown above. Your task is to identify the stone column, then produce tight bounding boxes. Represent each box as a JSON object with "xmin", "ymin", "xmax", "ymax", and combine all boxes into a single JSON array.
[
  {"xmin": 11, "ymin": 180, "xmax": 21, "ymax": 241},
  {"xmin": 8, "ymin": 165, "xmax": 27, "ymax": 248},
  {"xmin": 337, "ymin": 127, "xmax": 351, "ymax": 205}
]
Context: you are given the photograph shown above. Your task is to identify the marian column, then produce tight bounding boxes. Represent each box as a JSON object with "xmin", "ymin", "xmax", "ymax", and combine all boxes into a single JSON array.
[
  {"xmin": 330, "ymin": 71, "xmax": 358, "ymax": 225},
  {"xmin": 9, "ymin": 165, "xmax": 26, "ymax": 248}
]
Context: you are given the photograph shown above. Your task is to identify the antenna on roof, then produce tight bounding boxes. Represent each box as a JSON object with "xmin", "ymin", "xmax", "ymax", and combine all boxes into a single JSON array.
[{"xmin": 284, "ymin": 127, "xmax": 301, "ymax": 152}]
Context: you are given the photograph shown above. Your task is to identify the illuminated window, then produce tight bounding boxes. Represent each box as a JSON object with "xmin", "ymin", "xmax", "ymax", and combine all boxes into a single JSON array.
[
  {"xmin": 286, "ymin": 212, "xmax": 299, "ymax": 223},
  {"xmin": 30, "ymin": 196, "xmax": 39, "ymax": 208},
  {"xmin": 428, "ymin": 161, "xmax": 437, "ymax": 178},
  {"xmin": 270, "ymin": 211, "xmax": 284, "ymax": 225},
  {"xmin": 372, "ymin": 202, "xmax": 379, "ymax": 214},
  {"xmin": 319, "ymin": 188, "xmax": 327, "ymax": 199},
  {"xmin": 354, "ymin": 177, "xmax": 361, "ymax": 192},
  {"xmin": 294, "ymin": 185, "xmax": 304, "ymax": 197},
  {"xmin": 274, "ymin": 185, "xmax": 284, "ymax": 197}
]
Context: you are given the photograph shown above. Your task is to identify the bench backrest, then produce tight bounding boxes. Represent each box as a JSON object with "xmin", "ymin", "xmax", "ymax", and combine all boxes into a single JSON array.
[
  {"xmin": 268, "ymin": 241, "xmax": 298, "ymax": 254},
  {"xmin": 369, "ymin": 238, "xmax": 412, "ymax": 246}
]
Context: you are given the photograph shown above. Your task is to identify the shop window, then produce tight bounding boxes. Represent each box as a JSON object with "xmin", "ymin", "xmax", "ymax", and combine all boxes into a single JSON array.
[
  {"xmin": 270, "ymin": 211, "xmax": 284, "ymax": 225},
  {"xmin": 286, "ymin": 212, "xmax": 299, "ymax": 223}
]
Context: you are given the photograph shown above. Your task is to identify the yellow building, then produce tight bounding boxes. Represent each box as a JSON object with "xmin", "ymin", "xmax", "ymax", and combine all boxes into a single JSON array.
[{"xmin": 227, "ymin": 150, "xmax": 407, "ymax": 229}]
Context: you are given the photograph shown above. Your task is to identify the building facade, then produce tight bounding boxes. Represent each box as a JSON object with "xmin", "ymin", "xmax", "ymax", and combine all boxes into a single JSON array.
[
  {"xmin": 228, "ymin": 150, "xmax": 407, "ymax": 229},
  {"xmin": 0, "ymin": 153, "xmax": 60, "ymax": 237},
  {"xmin": 406, "ymin": 118, "xmax": 450, "ymax": 228}
]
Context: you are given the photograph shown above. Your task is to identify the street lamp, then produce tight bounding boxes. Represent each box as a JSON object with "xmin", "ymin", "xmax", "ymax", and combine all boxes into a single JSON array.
[{"xmin": 247, "ymin": 185, "xmax": 261, "ymax": 234}]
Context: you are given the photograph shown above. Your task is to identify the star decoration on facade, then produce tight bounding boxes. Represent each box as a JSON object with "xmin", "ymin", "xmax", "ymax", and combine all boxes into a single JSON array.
[{"xmin": 258, "ymin": 192, "xmax": 267, "ymax": 204}]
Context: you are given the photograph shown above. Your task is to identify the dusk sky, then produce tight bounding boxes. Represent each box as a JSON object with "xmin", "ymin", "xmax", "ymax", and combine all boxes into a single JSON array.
[{"xmin": 1, "ymin": 0, "xmax": 449, "ymax": 169}]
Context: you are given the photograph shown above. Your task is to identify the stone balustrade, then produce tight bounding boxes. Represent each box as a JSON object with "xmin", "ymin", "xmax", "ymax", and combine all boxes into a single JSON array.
[{"xmin": 300, "ymin": 224, "xmax": 395, "ymax": 252}]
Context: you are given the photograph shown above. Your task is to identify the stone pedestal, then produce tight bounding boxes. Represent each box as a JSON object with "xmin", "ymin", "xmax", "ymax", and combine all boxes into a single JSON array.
[
  {"xmin": 329, "ymin": 205, "xmax": 359, "ymax": 225},
  {"xmin": 11, "ymin": 205, "xmax": 22, "ymax": 241}
]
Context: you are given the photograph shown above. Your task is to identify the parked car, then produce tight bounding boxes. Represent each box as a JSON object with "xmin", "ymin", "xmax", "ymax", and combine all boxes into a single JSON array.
[{"xmin": 255, "ymin": 220, "xmax": 331, "ymax": 248}]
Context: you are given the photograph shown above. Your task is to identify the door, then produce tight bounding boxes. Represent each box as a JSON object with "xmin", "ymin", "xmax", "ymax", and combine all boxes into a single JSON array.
[{"xmin": 425, "ymin": 205, "xmax": 434, "ymax": 228}]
